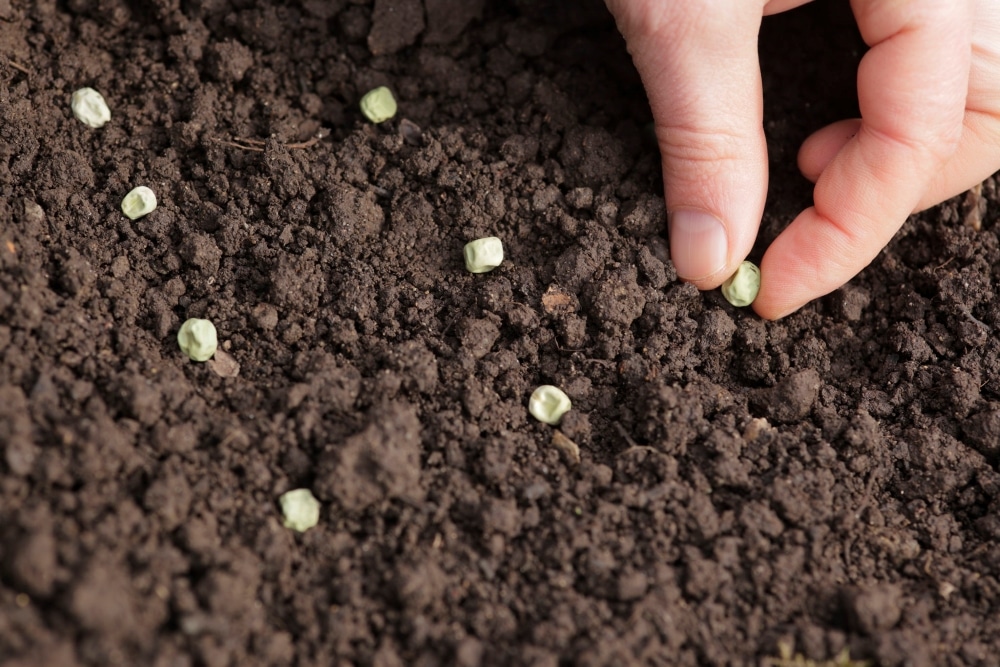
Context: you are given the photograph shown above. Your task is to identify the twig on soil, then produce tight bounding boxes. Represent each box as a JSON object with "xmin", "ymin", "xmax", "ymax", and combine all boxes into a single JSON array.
[
  {"xmin": 933, "ymin": 256, "xmax": 955, "ymax": 275},
  {"xmin": 614, "ymin": 422, "xmax": 640, "ymax": 449},
  {"xmin": 440, "ymin": 315, "xmax": 460, "ymax": 337},
  {"xmin": 213, "ymin": 139, "xmax": 265, "ymax": 152},
  {"xmin": 210, "ymin": 132, "xmax": 326, "ymax": 152},
  {"xmin": 6, "ymin": 58, "xmax": 31, "ymax": 76}
]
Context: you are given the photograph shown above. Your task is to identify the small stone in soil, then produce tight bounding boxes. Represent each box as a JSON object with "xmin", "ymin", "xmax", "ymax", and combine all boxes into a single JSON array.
[
  {"xmin": 121, "ymin": 186, "xmax": 157, "ymax": 220},
  {"xmin": 529, "ymin": 385, "xmax": 571, "ymax": 426},
  {"xmin": 551, "ymin": 430, "xmax": 580, "ymax": 464},
  {"xmin": 279, "ymin": 488, "xmax": 321, "ymax": 532},
  {"xmin": 398, "ymin": 118, "xmax": 423, "ymax": 144},
  {"xmin": 207, "ymin": 349, "xmax": 240, "ymax": 378},
  {"xmin": 71, "ymin": 87, "xmax": 111, "ymax": 128}
]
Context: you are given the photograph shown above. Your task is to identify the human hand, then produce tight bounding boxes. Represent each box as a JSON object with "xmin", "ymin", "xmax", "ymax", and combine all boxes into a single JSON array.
[{"xmin": 605, "ymin": 0, "xmax": 1000, "ymax": 319}]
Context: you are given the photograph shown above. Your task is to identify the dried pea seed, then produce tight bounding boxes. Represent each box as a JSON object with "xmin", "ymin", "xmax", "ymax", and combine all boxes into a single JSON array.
[
  {"xmin": 360, "ymin": 86, "xmax": 397, "ymax": 123},
  {"xmin": 721, "ymin": 260, "xmax": 761, "ymax": 307},
  {"xmin": 463, "ymin": 237, "xmax": 504, "ymax": 273},
  {"xmin": 529, "ymin": 385, "xmax": 572, "ymax": 426},
  {"xmin": 121, "ymin": 186, "xmax": 157, "ymax": 220},
  {"xmin": 71, "ymin": 87, "xmax": 111, "ymax": 128},
  {"xmin": 279, "ymin": 488, "xmax": 320, "ymax": 532},
  {"xmin": 177, "ymin": 318, "xmax": 218, "ymax": 362}
]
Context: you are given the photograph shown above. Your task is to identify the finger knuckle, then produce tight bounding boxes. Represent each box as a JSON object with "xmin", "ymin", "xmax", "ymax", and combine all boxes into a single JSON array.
[{"xmin": 658, "ymin": 123, "xmax": 748, "ymax": 172}]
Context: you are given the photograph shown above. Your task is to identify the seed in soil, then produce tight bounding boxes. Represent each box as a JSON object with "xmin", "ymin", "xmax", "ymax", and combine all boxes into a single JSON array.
[
  {"xmin": 121, "ymin": 186, "xmax": 157, "ymax": 220},
  {"xmin": 463, "ymin": 237, "xmax": 504, "ymax": 273},
  {"xmin": 177, "ymin": 318, "xmax": 218, "ymax": 362},
  {"xmin": 360, "ymin": 86, "xmax": 397, "ymax": 123},
  {"xmin": 279, "ymin": 488, "xmax": 320, "ymax": 532},
  {"xmin": 70, "ymin": 87, "xmax": 111, "ymax": 128},
  {"xmin": 721, "ymin": 260, "xmax": 761, "ymax": 307},
  {"xmin": 529, "ymin": 385, "xmax": 572, "ymax": 426}
]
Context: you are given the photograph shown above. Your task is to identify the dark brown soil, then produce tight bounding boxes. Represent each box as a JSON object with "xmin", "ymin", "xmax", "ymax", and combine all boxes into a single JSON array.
[{"xmin": 2, "ymin": 1, "xmax": 1000, "ymax": 665}]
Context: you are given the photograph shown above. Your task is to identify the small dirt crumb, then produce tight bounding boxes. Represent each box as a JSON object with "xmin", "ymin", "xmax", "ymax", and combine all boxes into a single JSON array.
[
  {"xmin": 617, "ymin": 570, "xmax": 648, "ymax": 601},
  {"xmin": 458, "ymin": 317, "xmax": 500, "ymax": 359},
  {"xmin": 636, "ymin": 245, "xmax": 670, "ymax": 289},
  {"xmin": 205, "ymin": 39, "xmax": 254, "ymax": 83},
  {"xmin": 831, "ymin": 285, "xmax": 871, "ymax": 321},
  {"xmin": 844, "ymin": 583, "xmax": 902, "ymax": 635},
  {"xmin": 368, "ymin": 0, "xmax": 425, "ymax": 55},
  {"xmin": 559, "ymin": 410, "xmax": 591, "ymax": 445},
  {"xmin": 424, "ymin": 0, "xmax": 484, "ymax": 45},
  {"xmin": 252, "ymin": 303, "xmax": 279, "ymax": 330},
  {"xmin": 618, "ymin": 194, "xmax": 665, "ymax": 238},
  {"xmin": 751, "ymin": 369, "xmax": 822, "ymax": 424},
  {"xmin": 565, "ymin": 187, "xmax": 593, "ymax": 210},
  {"xmin": 698, "ymin": 310, "xmax": 737, "ymax": 352},
  {"xmin": 316, "ymin": 402, "xmax": 423, "ymax": 511},
  {"xmin": 962, "ymin": 409, "xmax": 1000, "ymax": 458},
  {"xmin": 8, "ymin": 528, "xmax": 57, "ymax": 597}
]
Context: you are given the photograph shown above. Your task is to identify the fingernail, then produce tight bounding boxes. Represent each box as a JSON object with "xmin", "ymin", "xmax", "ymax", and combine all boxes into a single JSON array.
[{"xmin": 668, "ymin": 209, "xmax": 728, "ymax": 281}]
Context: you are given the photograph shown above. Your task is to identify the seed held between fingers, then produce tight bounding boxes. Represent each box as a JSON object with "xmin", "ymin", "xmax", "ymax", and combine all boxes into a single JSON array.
[{"xmin": 721, "ymin": 260, "xmax": 761, "ymax": 307}]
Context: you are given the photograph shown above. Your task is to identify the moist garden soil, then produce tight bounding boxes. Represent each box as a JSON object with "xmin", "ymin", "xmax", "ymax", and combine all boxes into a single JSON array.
[{"xmin": 2, "ymin": 1, "xmax": 1000, "ymax": 665}]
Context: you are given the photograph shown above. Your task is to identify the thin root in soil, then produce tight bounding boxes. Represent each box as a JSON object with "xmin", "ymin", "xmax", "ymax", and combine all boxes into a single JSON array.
[{"xmin": 210, "ymin": 132, "xmax": 326, "ymax": 152}]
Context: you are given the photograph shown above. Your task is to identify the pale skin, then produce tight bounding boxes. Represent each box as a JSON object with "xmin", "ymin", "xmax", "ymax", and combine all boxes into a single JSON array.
[{"xmin": 604, "ymin": 0, "xmax": 1000, "ymax": 319}]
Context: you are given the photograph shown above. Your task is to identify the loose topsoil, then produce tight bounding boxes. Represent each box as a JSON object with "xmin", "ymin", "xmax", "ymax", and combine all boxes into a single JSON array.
[{"xmin": 3, "ymin": 1, "xmax": 1000, "ymax": 665}]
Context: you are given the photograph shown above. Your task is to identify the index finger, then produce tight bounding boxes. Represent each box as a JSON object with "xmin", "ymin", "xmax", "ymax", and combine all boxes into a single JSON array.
[{"xmin": 754, "ymin": 0, "xmax": 973, "ymax": 319}]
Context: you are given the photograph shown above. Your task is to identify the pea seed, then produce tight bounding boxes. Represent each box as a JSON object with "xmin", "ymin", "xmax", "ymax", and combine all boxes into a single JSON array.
[
  {"xmin": 177, "ymin": 318, "xmax": 218, "ymax": 362},
  {"xmin": 121, "ymin": 186, "xmax": 157, "ymax": 220},
  {"xmin": 279, "ymin": 488, "xmax": 321, "ymax": 532},
  {"xmin": 529, "ymin": 385, "xmax": 572, "ymax": 426},
  {"xmin": 463, "ymin": 237, "xmax": 504, "ymax": 274},
  {"xmin": 721, "ymin": 260, "xmax": 761, "ymax": 307},
  {"xmin": 71, "ymin": 87, "xmax": 111, "ymax": 128},
  {"xmin": 360, "ymin": 86, "xmax": 397, "ymax": 124}
]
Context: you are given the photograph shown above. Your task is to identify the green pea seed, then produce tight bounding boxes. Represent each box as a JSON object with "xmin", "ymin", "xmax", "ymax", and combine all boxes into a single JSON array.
[
  {"xmin": 529, "ymin": 385, "xmax": 572, "ymax": 426},
  {"xmin": 177, "ymin": 318, "xmax": 218, "ymax": 362},
  {"xmin": 279, "ymin": 488, "xmax": 321, "ymax": 532},
  {"xmin": 463, "ymin": 237, "xmax": 504, "ymax": 273},
  {"xmin": 121, "ymin": 186, "xmax": 157, "ymax": 220},
  {"xmin": 360, "ymin": 86, "xmax": 397, "ymax": 124},
  {"xmin": 721, "ymin": 261, "xmax": 761, "ymax": 307},
  {"xmin": 71, "ymin": 87, "xmax": 111, "ymax": 128}
]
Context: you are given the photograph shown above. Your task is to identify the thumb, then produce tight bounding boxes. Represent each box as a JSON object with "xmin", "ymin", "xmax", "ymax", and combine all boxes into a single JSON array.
[{"xmin": 607, "ymin": 0, "xmax": 768, "ymax": 286}]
